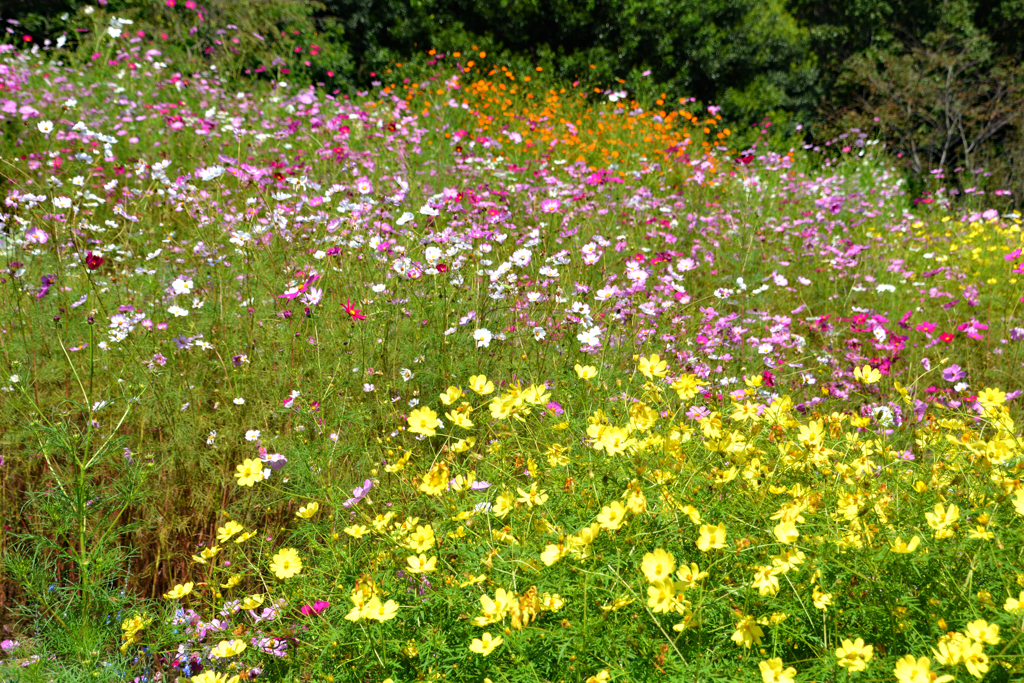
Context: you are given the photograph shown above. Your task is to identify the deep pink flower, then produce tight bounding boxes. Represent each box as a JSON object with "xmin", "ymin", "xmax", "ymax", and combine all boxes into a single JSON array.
[{"xmin": 300, "ymin": 600, "xmax": 329, "ymax": 616}]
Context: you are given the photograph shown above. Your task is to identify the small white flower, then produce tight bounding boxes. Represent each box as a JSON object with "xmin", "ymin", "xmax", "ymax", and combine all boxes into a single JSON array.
[
  {"xmin": 53, "ymin": 196, "xmax": 72, "ymax": 209},
  {"xmin": 37, "ymin": 120, "xmax": 54, "ymax": 134},
  {"xmin": 396, "ymin": 212, "xmax": 415, "ymax": 225},
  {"xmin": 363, "ymin": 383, "xmax": 375, "ymax": 392},
  {"xmin": 245, "ymin": 429, "xmax": 261, "ymax": 442},
  {"xmin": 400, "ymin": 368, "xmax": 414, "ymax": 382},
  {"xmin": 233, "ymin": 397, "xmax": 246, "ymax": 405},
  {"xmin": 9, "ymin": 374, "xmax": 19, "ymax": 384},
  {"xmin": 207, "ymin": 430, "xmax": 217, "ymax": 445},
  {"xmin": 473, "ymin": 328, "xmax": 493, "ymax": 348},
  {"xmin": 168, "ymin": 305, "xmax": 189, "ymax": 317},
  {"xmin": 419, "ymin": 204, "xmax": 440, "ymax": 217},
  {"xmin": 171, "ymin": 277, "xmax": 193, "ymax": 295},
  {"xmin": 532, "ymin": 327, "xmax": 546, "ymax": 341}
]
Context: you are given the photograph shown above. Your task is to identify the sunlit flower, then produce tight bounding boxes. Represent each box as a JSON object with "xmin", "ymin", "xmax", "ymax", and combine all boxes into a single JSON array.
[
  {"xmin": 468, "ymin": 374, "xmax": 495, "ymax": 395},
  {"xmin": 853, "ymin": 364, "xmax": 881, "ymax": 384},
  {"xmin": 758, "ymin": 657, "xmax": 796, "ymax": 683},
  {"xmin": 772, "ymin": 521, "xmax": 799, "ymax": 544},
  {"xmin": 296, "ymin": 502, "xmax": 319, "ymax": 518},
  {"xmin": 890, "ymin": 535, "xmax": 921, "ymax": 554},
  {"xmin": 637, "ymin": 353, "xmax": 667, "ymax": 379},
  {"xmin": 574, "ymin": 364, "xmax": 597, "ymax": 379},
  {"xmin": 836, "ymin": 637, "xmax": 874, "ymax": 672},
  {"xmin": 696, "ymin": 523, "xmax": 727, "ymax": 551},
  {"xmin": 731, "ymin": 614, "xmax": 764, "ymax": 648},
  {"xmin": 596, "ymin": 501, "xmax": 627, "ymax": 530},
  {"xmin": 407, "ymin": 407, "xmax": 440, "ymax": 437},
  {"xmin": 234, "ymin": 458, "xmax": 264, "ymax": 487},
  {"xmin": 270, "ymin": 548, "xmax": 302, "ymax": 579},
  {"xmin": 469, "ymin": 632, "xmax": 503, "ymax": 656},
  {"xmin": 163, "ymin": 582, "xmax": 194, "ymax": 599},
  {"xmin": 406, "ymin": 554, "xmax": 437, "ymax": 573},
  {"xmin": 217, "ymin": 520, "xmax": 243, "ymax": 543},
  {"xmin": 893, "ymin": 655, "xmax": 953, "ymax": 683},
  {"xmin": 641, "ymin": 549, "xmax": 676, "ymax": 583}
]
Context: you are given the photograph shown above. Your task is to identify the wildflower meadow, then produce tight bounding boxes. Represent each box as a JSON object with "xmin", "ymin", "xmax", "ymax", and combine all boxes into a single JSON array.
[{"xmin": 2, "ymin": 6, "xmax": 1024, "ymax": 683}]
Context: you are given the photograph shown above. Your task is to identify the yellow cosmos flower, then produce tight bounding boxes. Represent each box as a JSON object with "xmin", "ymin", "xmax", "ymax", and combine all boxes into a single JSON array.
[
  {"xmin": 240, "ymin": 594, "xmax": 264, "ymax": 610},
  {"xmin": 516, "ymin": 483, "xmax": 549, "ymax": 508},
  {"xmin": 406, "ymin": 554, "xmax": 437, "ymax": 573},
  {"xmin": 965, "ymin": 619, "xmax": 1000, "ymax": 645},
  {"xmin": 638, "ymin": 353, "xmax": 667, "ymax": 379},
  {"xmin": 731, "ymin": 614, "xmax": 764, "ymax": 648},
  {"xmin": 679, "ymin": 505, "xmax": 702, "ymax": 524},
  {"xmin": 469, "ymin": 632, "xmax": 503, "ymax": 656},
  {"xmin": 233, "ymin": 530, "xmax": 257, "ymax": 544},
  {"xmin": 405, "ymin": 524, "xmax": 436, "ymax": 553},
  {"xmin": 362, "ymin": 595, "xmax": 399, "ymax": 622},
  {"xmin": 925, "ymin": 503, "xmax": 959, "ymax": 539},
  {"xmin": 641, "ymin": 548, "xmax": 675, "ymax": 583},
  {"xmin": 675, "ymin": 562, "xmax": 709, "ymax": 589},
  {"xmin": 234, "ymin": 458, "xmax": 264, "ymax": 487},
  {"xmin": 976, "ymin": 386, "xmax": 1007, "ymax": 409},
  {"xmin": 596, "ymin": 501, "xmax": 627, "ymax": 530},
  {"xmin": 163, "ymin": 582, "xmax": 194, "ymax": 599},
  {"xmin": 407, "ymin": 406, "xmax": 440, "ymax": 437},
  {"xmin": 890, "ymin": 535, "xmax": 921, "ymax": 553},
  {"xmin": 758, "ymin": 658, "xmax": 796, "ymax": 683},
  {"xmin": 344, "ymin": 524, "xmax": 370, "ymax": 538},
  {"xmin": 270, "ymin": 548, "xmax": 302, "ymax": 579},
  {"xmin": 439, "ymin": 385, "xmax": 463, "ymax": 405},
  {"xmin": 1005, "ymin": 591, "xmax": 1024, "ymax": 613},
  {"xmin": 419, "ymin": 461, "xmax": 450, "ymax": 496},
  {"xmin": 192, "ymin": 545, "xmax": 221, "ymax": 564},
  {"xmin": 574, "ymin": 364, "xmax": 597, "ymax": 379},
  {"xmin": 696, "ymin": 523, "xmax": 727, "ymax": 551},
  {"xmin": 209, "ymin": 638, "xmax": 247, "ymax": 658},
  {"xmin": 216, "ymin": 520, "xmax": 243, "ymax": 543},
  {"xmin": 540, "ymin": 543, "xmax": 567, "ymax": 566},
  {"xmin": 772, "ymin": 521, "xmax": 799, "ymax": 544},
  {"xmin": 671, "ymin": 373, "xmax": 704, "ymax": 400},
  {"xmin": 853, "ymin": 364, "xmax": 881, "ymax": 384},
  {"xmin": 813, "ymin": 585, "xmax": 832, "ymax": 610},
  {"xmin": 893, "ymin": 655, "xmax": 953, "ymax": 683},
  {"xmin": 191, "ymin": 672, "xmax": 240, "ymax": 683},
  {"xmin": 220, "ymin": 574, "xmax": 242, "ymax": 589},
  {"xmin": 836, "ymin": 637, "xmax": 874, "ymax": 672},
  {"xmin": 752, "ymin": 566, "xmax": 781, "ymax": 596},
  {"xmin": 295, "ymin": 501, "xmax": 319, "ymax": 518},
  {"xmin": 468, "ymin": 374, "xmax": 495, "ymax": 395}
]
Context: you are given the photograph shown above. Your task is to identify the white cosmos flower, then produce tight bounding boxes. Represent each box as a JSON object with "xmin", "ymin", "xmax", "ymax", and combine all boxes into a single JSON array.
[{"xmin": 473, "ymin": 328, "xmax": 493, "ymax": 348}]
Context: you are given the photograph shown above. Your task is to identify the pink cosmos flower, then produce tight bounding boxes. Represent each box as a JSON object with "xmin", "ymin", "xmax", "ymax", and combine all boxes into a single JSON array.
[{"xmin": 279, "ymin": 273, "xmax": 321, "ymax": 300}]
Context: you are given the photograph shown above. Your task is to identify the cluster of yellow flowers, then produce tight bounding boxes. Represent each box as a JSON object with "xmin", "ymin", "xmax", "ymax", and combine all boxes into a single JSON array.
[{"xmin": 639, "ymin": 548, "xmax": 707, "ymax": 631}]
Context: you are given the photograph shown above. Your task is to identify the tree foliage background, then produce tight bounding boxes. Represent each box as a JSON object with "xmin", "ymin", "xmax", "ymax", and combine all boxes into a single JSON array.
[{"xmin": 2, "ymin": 0, "xmax": 1023, "ymax": 200}]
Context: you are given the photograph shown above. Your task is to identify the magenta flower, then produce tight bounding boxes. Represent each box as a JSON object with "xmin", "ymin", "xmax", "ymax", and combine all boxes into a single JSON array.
[{"xmin": 300, "ymin": 600, "xmax": 330, "ymax": 616}]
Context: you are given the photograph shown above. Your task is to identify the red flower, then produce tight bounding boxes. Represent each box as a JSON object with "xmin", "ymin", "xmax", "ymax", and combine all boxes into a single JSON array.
[
  {"xmin": 343, "ymin": 300, "xmax": 365, "ymax": 321},
  {"xmin": 85, "ymin": 252, "xmax": 104, "ymax": 270},
  {"xmin": 939, "ymin": 332, "xmax": 955, "ymax": 343}
]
